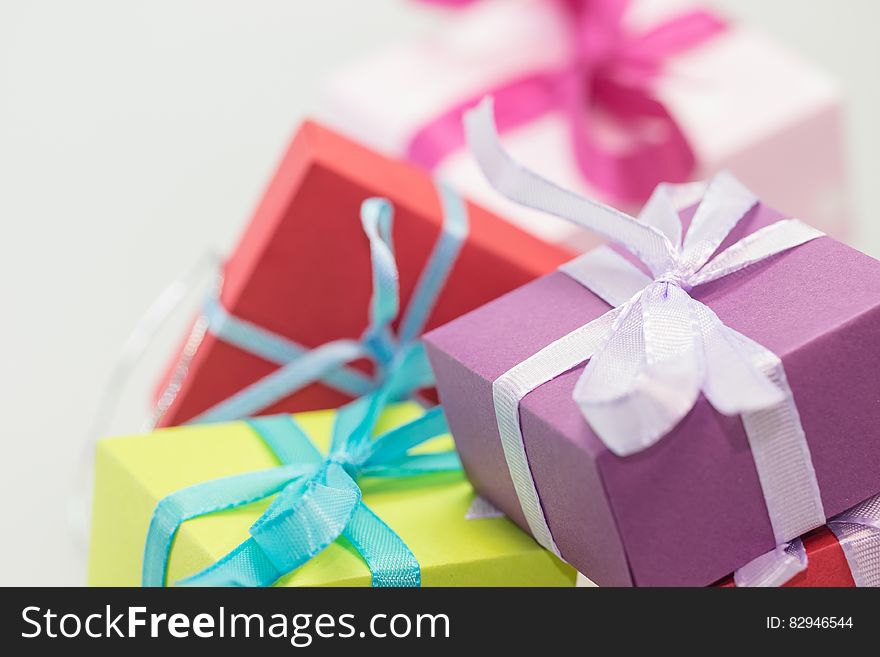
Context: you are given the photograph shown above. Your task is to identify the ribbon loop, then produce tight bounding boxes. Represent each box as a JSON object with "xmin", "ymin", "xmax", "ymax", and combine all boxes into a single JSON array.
[
  {"xmin": 144, "ymin": 404, "xmax": 460, "ymax": 587},
  {"xmin": 144, "ymin": 183, "xmax": 468, "ymax": 587},
  {"xmin": 678, "ymin": 171, "xmax": 758, "ymax": 274},
  {"xmin": 141, "ymin": 463, "xmax": 314, "ymax": 587},
  {"xmin": 180, "ymin": 180, "xmax": 467, "ymax": 425},
  {"xmin": 249, "ymin": 463, "xmax": 362, "ymax": 575},
  {"xmin": 733, "ymin": 539, "xmax": 807, "ymax": 588},
  {"xmin": 344, "ymin": 503, "xmax": 421, "ymax": 587},
  {"xmin": 464, "ymin": 97, "xmax": 677, "ymax": 274},
  {"xmin": 360, "ymin": 197, "xmax": 400, "ymax": 366}
]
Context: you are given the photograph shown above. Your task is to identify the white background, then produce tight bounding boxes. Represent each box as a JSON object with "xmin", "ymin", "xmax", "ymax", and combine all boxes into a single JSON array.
[{"xmin": 1, "ymin": 1, "xmax": 878, "ymax": 585}]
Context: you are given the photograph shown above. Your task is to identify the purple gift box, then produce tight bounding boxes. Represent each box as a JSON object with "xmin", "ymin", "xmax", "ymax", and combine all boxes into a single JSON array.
[{"xmin": 424, "ymin": 200, "xmax": 880, "ymax": 586}]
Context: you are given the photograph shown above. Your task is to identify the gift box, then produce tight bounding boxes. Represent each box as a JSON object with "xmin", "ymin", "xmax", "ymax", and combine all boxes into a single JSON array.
[
  {"xmin": 152, "ymin": 120, "xmax": 574, "ymax": 427},
  {"xmin": 322, "ymin": 0, "xmax": 849, "ymax": 250},
  {"xmin": 422, "ymin": 105, "xmax": 880, "ymax": 587},
  {"xmin": 88, "ymin": 402, "xmax": 576, "ymax": 587}
]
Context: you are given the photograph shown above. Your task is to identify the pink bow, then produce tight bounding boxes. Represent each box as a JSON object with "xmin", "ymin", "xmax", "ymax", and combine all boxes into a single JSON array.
[{"xmin": 408, "ymin": 0, "xmax": 726, "ymax": 202}]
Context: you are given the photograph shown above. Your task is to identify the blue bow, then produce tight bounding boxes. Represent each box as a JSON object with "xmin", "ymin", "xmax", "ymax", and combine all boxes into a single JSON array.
[
  {"xmin": 142, "ymin": 190, "xmax": 468, "ymax": 586},
  {"xmin": 142, "ymin": 399, "xmax": 460, "ymax": 587},
  {"xmin": 189, "ymin": 183, "xmax": 469, "ymax": 423}
]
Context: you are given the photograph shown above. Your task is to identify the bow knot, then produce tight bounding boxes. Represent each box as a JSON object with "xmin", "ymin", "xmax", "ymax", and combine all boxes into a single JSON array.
[
  {"xmin": 408, "ymin": 0, "xmax": 727, "ymax": 201},
  {"xmin": 467, "ymin": 98, "xmax": 825, "ymax": 457},
  {"xmin": 652, "ymin": 268, "xmax": 693, "ymax": 293},
  {"xmin": 143, "ymin": 404, "xmax": 460, "ymax": 587},
  {"xmin": 190, "ymin": 184, "xmax": 468, "ymax": 424},
  {"xmin": 143, "ymin": 189, "xmax": 470, "ymax": 587},
  {"xmin": 468, "ymin": 98, "xmax": 830, "ymax": 550},
  {"xmin": 325, "ymin": 452, "xmax": 361, "ymax": 478}
]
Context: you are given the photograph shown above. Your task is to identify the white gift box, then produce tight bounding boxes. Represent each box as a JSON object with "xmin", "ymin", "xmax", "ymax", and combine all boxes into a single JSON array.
[{"xmin": 322, "ymin": 0, "xmax": 849, "ymax": 252}]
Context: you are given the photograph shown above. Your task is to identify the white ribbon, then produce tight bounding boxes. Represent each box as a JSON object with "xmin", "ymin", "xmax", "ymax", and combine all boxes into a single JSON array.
[
  {"xmin": 830, "ymin": 494, "xmax": 880, "ymax": 587},
  {"xmin": 465, "ymin": 98, "xmax": 827, "ymax": 558},
  {"xmin": 735, "ymin": 493, "xmax": 880, "ymax": 587},
  {"xmin": 733, "ymin": 539, "xmax": 807, "ymax": 588}
]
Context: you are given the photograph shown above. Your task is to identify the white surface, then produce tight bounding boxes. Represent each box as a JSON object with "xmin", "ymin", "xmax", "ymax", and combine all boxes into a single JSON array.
[{"xmin": 0, "ymin": 1, "xmax": 878, "ymax": 586}]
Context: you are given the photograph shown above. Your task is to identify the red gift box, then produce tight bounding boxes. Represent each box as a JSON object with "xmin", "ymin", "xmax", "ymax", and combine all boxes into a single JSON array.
[
  {"xmin": 716, "ymin": 527, "xmax": 856, "ymax": 587},
  {"xmin": 153, "ymin": 120, "xmax": 575, "ymax": 427}
]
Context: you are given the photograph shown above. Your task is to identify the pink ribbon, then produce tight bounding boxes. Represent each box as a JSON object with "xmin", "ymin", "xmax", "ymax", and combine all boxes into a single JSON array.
[{"xmin": 408, "ymin": 0, "xmax": 726, "ymax": 202}]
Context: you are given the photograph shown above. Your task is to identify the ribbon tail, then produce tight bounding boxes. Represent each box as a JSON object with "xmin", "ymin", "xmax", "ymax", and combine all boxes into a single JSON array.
[
  {"xmin": 343, "ymin": 503, "xmax": 420, "ymax": 587},
  {"xmin": 690, "ymin": 219, "xmax": 825, "ymax": 286},
  {"xmin": 463, "ymin": 97, "xmax": 676, "ymax": 274},
  {"xmin": 183, "ymin": 464, "xmax": 361, "ymax": 587},
  {"xmin": 361, "ymin": 451, "xmax": 462, "ymax": 477},
  {"xmin": 734, "ymin": 539, "xmax": 807, "ymax": 587},
  {"xmin": 364, "ymin": 405, "xmax": 449, "ymax": 465},
  {"xmin": 575, "ymin": 286, "xmax": 704, "ymax": 456},
  {"xmin": 698, "ymin": 305, "xmax": 785, "ymax": 415},
  {"xmin": 828, "ymin": 494, "xmax": 880, "ymax": 587}
]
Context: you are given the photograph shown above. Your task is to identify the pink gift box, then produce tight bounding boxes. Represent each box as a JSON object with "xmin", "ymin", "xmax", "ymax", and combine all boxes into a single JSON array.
[{"xmin": 323, "ymin": 0, "xmax": 850, "ymax": 252}]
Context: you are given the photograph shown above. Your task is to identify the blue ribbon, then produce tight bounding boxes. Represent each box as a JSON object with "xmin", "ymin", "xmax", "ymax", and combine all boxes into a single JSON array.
[
  {"xmin": 142, "ymin": 402, "xmax": 460, "ymax": 587},
  {"xmin": 142, "ymin": 185, "xmax": 469, "ymax": 587},
  {"xmin": 190, "ymin": 182, "xmax": 469, "ymax": 423}
]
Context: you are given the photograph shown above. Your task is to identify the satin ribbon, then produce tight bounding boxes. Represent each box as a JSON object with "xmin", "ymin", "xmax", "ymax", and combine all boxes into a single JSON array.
[
  {"xmin": 735, "ymin": 493, "xmax": 880, "ymax": 587},
  {"xmin": 408, "ymin": 0, "xmax": 726, "ymax": 202},
  {"xmin": 153, "ymin": 183, "xmax": 468, "ymax": 425},
  {"xmin": 142, "ymin": 192, "xmax": 467, "ymax": 586},
  {"xmin": 464, "ymin": 98, "xmax": 827, "ymax": 558},
  {"xmin": 142, "ymin": 400, "xmax": 461, "ymax": 587}
]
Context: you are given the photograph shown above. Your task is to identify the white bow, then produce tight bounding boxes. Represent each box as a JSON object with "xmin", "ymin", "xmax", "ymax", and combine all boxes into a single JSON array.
[{"xmin": 465, "ymin": 97, "xmax": 825, "ymax": 457}]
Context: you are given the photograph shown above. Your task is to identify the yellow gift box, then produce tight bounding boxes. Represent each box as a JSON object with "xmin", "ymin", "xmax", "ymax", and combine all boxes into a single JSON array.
[{"xmin": 88, "ymin": 402, "xmax": 575, "ymax": 587}]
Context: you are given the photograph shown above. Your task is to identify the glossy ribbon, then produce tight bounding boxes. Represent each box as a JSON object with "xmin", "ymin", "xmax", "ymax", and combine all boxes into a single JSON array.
[
  {"xmin": 409, "ymin": 0, "xmax": 726, "ymax": 202},
  {"xmin": 735, "ymin": 493, "xmax": 880, "ymax": 587},
  {"xmin": 465, "ymin": 98, "xmax": 827, "ymax": 557},
  {"xmin": 142, "ymin": 400, "xmax": 460, "ymax": 587},
  {"xmin": 161, "ymin": 183, "xmax": 468, "ymax": 424}
]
